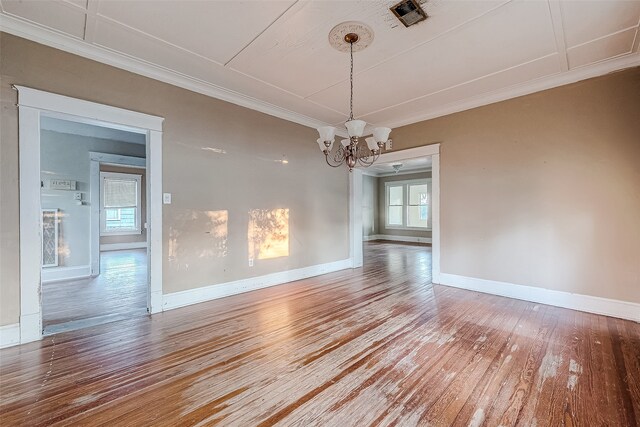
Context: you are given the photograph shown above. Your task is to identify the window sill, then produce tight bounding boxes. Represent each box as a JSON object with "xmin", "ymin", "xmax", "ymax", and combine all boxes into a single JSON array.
[
  {"xmin": 384, "ymin": 226, "xmax": 432, "ymax": 232},
  {"xmin": 100, "ymin": 230, "xmax": 142, "ymax": 237}
]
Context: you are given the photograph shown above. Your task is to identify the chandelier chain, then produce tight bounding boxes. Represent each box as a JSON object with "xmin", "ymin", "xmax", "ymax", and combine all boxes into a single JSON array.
[{"xmin": 349, "ymin": 41, "xmax": 354, "ymax": 121}]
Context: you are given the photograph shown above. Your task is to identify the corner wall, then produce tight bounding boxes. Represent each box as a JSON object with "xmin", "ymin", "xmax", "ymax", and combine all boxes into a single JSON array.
[{"xmin": 391, "ymin": 67, "xmax": 640, "ymax": 304}]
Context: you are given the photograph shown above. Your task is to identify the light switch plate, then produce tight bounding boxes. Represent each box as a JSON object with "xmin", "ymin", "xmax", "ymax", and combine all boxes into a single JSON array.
[{"xmin": 163, "ymin": 193, "xmax": 172, "ymax": 204}]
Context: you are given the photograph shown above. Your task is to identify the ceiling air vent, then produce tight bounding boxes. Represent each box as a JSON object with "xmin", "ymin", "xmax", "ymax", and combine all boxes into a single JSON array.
[{"xmin": 390, "ymin": 0, "xmax": 428, "ymax": 27}]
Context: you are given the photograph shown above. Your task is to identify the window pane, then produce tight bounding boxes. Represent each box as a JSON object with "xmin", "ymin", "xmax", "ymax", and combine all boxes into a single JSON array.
[
  {"xmin": 105, "ymin": 208, "xmax": 120, "ymax": 221},
  {"xmin": 105, "ymin": 207, "xmax": 137, "ymax": 231},
  {"xmin": 408, "ymin": 206, "xmax": 428, "ymax": 228},
  {"xmin": 388, "ymin": 206, "xmax": 403, "ymax": 225},
  {"xmin": 388, "ymin": 185, "xmax": 403, "ymax": 205},
  {"xmin": 409, "ymin": 184, "xmax": 428, "ymax": 205},
  {"xmin": 104, "ymin": 178, "xmax": 137, "ymax": 208}
]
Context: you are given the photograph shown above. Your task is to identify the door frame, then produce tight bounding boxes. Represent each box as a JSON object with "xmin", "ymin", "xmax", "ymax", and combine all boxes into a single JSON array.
[
  {"xmin": 350, "ymin": 144, "xmax": 441, "ymax": 282},
  {"xmin": 15, "ymin": 85, "xmax": 164, "ymax": 344}
]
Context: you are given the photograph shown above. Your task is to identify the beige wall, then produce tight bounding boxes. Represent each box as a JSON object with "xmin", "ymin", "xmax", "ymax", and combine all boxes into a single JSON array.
[
  {"xmin": 0, "ymin": 33, "xmax": 349, "ymax": 326},
  {"xmin": 99, "ymin": 165, "xmax": 147, "ymax": 246},
  {"xmin": 377, "ymin": 171, "xmax": 432, "ymax": 239},
  {"xmin": 391, "ymin": 67, "xmax": 640, "ymax": 304}
]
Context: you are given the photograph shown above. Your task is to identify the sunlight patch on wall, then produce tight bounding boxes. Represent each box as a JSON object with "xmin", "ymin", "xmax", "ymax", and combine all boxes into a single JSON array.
[
  {"xmin": 248, "ymin": 208, "xmax": 290, "ymax": 261},
  {"xmin": 168, "ymin": 210, "xmax": 228, "ymax": 272}
]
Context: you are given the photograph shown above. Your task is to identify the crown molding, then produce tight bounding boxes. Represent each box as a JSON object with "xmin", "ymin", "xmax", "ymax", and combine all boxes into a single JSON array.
[
  {"xmin": 0, "ymin": 13, "xmax": 338, "ymax": 135},
  {"xmin": 2, "ymin": 13, "xmax": 638, "ymax": 135},
  {"xmin": 381, "ymin": 52, "xmax": 640, "ymax": 129}
]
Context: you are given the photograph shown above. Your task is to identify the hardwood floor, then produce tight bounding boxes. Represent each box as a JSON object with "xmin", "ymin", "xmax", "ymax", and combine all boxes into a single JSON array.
[
  {"xmin": 1, "ymin": 242, "xmax": 639, "ymax": 426},
  {"xmin": 42, "ymin": 249, "xmax": 147, "ymax": 335}
]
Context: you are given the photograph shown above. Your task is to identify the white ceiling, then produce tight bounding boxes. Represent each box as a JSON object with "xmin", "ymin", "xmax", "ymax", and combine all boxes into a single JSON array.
[
  {"xmin": 364, "ymin": 156, "xmax": 432, "ymax": 176},
  {"xmin": 1, "ymin": 0, "xmax": 639, "ymax": 132},
  {"xmin": 41, "ymin": 116, "xmax": 146, "ymax": 144}
]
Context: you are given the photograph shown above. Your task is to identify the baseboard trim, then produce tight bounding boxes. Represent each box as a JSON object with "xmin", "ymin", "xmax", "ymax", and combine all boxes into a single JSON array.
[
  {"xmin": 437, "ymin": 273, "xmax": 640, "ymax": 322},
  {"xmin": 163, "ymin": 258, "xmax": 352, "ymax": 311},
  {"xmin": 100, "ymin": 242, "xmax": 148, "ymax": 251},
  {"xmin": 41, "ymin": 265, "xmax": 91, "ymax": 283},
  {"xmin": 364, "ymin": 234, "xmax": 432, "ymax": 244},
  {"xmin": 0, "ymin": 323, "xmax": 20, "ymax": 348}
]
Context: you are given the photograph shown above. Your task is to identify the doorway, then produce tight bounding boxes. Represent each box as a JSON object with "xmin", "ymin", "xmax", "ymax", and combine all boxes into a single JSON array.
[
  {"xmin": 351, "ymin": 144, "xmax": 440, "ymax": 282},
  {"xmin": 15, "ymin": 86, "xmax": 164, "ymax": 344},
  {"xmin": 39, "ymin": 117, "xmax": 149, "ymax": 334}
]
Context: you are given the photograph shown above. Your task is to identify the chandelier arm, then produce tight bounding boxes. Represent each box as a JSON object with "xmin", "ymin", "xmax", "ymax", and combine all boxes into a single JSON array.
[
  {"xmin": 323, "ymin": 145, "xmax": 347, "ymax": 168},
  {"xmin": 357, "ymin": 154, "xmax": 378, "ymax": 167},
  {"xmin": 325, "ymin": 154, "xmax": 345, "ymax": 168},
  {"xmin": 355, "ymin": 145, "xmax": 380, "ymax": 167}
]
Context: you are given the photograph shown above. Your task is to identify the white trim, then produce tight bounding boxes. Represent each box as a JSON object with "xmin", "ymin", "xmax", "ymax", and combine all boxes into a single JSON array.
[
  {"xmin": 163, "ymin": 259, "xmax": 352, "ymax": 311},
  {"xmin": 147, "ymin": 130, "xmax": 163, "ymax": 314},
  {"xmin": 41, "ymin": 265, "xmax": 91, "ymax": 283},
  {"xmin": 0, "ymin": 324, "xmax": 21, "ymax": 349},
  {"xmin": 0, "ymin": 16, "xmax": 336, "ymax": 134},
  {"xmin": 3, "ymin": 14, "xmax": 639, "ymax": 135},
  {"xmin": 362, "ymin": 167, "xmax": 432, "ymax": 178},
  {"xmin": 14, "ymin": 86, "xmax": 163, "ymax": 132},
  {"xmin": 100, "ymin": 242, "xmax": 148, "ymax": 251},
  {"xmin": 364, "ymin": 235, "xmax": 432, "ymax": 244},
  {"xmin": 431, "ymin": 153, "xmax": 441, "ymax": 283},
  {"xmin": 18, "ymin": 106, "xmax": 43, "ymax": 344},
  {"xmin": 89, "ymin": 152, "xmax": 146, "ymax": 167},
  {"xmin": 383, "ymin": 54, "xmax": 640, "ymax": 130},
  {"xmin": 437, "ymin": 273, "xmax": 640, "ymax": 323},
  {"xmin": 15, "ymin": 86, "xmax": 163, "ymax": 344},
  {"xmin": 384, "ymin": 178, "xmax": 432, "ymax": 230},
  {"xmin": 349, "ymin": 169, "xmax": 364, "ymax": 268},
  {"xmin": 376, "ymin": 145, "xmax": 441, "ymax": 163}
]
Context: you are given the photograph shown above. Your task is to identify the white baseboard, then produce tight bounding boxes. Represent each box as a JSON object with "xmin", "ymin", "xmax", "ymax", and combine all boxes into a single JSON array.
[
  {"xmin": 100, "ymin": 241, "xmax": 148, "ymax": 251},
  {"xmin": 0, "ymin": 323, "xmax": 20, "ymax": 348},
  {"xmin": 163, "ymin": 258, "xmax": 352, "ymax": 311},
  {"xmin": 364, "ymin": 234, "xmax": 432, "ymax": 244},
  {"xmin": 41, "ymin": 265, "xmax": 91, "ymax": 283},
  {"xmin": 437, "ymin": 273, "xmax": 640, "ymax": 323}
]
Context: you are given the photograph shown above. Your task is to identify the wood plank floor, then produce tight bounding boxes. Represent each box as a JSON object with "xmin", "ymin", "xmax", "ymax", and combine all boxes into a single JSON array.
[
  {"xmin": 42, "ymin": 249, "xmax": 147, "ymax": 335},
  {"xmin": 1, "ymin": 242, "xmax": 639, "ymax": 426}
]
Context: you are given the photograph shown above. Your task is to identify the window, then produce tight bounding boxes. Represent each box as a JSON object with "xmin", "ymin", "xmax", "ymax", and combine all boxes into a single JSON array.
[
  {"xmin": 385, "ymin": 179, "xmax": 431, "ymax": 230},
  {"xmin": 100, "ymin": 172, "xmax": 142, "ymax": 235}
]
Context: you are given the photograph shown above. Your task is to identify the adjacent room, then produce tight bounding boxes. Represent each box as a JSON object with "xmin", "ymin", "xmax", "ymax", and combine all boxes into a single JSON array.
[
  {"xmin": 39, "ymin": 117, "xmax": 149, "ymax": 335},
  {"xmin": 0, "ymin": 0, "xmax": 638, "ymax": 425}
]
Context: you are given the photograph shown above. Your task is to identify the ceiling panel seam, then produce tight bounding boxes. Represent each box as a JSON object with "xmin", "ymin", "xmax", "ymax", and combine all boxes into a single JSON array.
[
  {"xmin": 302, "ymin": 0, "xmax": 513, "ymax": 100},
  {"xmin": 223, "ymin": 0, "xmax": 299, "ymax": 66}
]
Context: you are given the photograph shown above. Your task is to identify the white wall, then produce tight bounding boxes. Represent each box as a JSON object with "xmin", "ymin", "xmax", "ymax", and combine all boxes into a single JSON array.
[{"xmin": 362, "ymin": 174, "xmax": 378, "ymax": 237}]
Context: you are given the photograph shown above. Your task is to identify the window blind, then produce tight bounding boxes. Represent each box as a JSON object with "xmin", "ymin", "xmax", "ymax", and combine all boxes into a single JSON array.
[{"xmin": 103, "ymin": 178, "xmax": 137, "ymax": 208}]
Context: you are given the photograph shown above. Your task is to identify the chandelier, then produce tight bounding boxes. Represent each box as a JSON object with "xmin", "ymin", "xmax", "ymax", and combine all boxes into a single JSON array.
[{"xmin": 316, "ymin": 22, "xmax": 392, "ymax": 172}]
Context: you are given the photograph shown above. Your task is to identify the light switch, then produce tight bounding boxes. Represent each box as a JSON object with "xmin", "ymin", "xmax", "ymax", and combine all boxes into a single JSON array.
[
  {"xmin": 73, "ymin": 192, "xmax": 82, "ymax": 201},
  {"xmin": 163, "ymin": 193, "xmax": 172, "ymax": 204}
]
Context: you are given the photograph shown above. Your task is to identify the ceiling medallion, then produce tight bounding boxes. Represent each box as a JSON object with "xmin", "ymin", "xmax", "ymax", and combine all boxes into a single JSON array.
[
  {"xmin": 317, "ymin": 22, "xmax": 392, "ymax": 172},
  {"xmin": 328, "ymin": 21, "xmax": 375, "ymax": 52}
]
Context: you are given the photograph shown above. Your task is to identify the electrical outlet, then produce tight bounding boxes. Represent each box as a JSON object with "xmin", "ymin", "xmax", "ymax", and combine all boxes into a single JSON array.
[
  {"xmin": 248, "ymin": 258, "xmax": 254, "ymax": 267},
  {"xmin": 163, "ymin": 193, "xmax": 172, "ymax": 204},
  {"xmin": 74, "ymin": 192, "xmax": 82, "ymax": 201}
]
